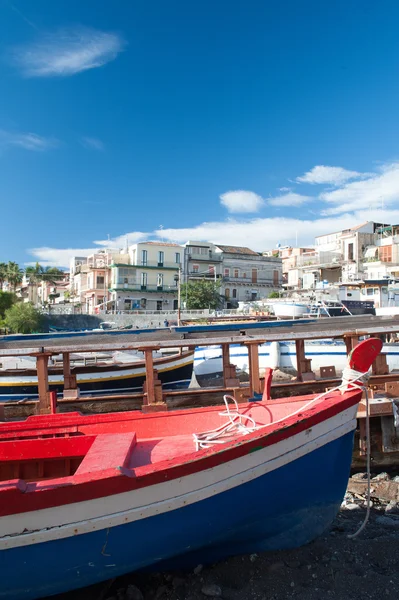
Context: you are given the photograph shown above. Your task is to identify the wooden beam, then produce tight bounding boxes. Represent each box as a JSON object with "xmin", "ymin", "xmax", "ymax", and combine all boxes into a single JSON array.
[
  {"xmin": 36, "ymin": 354, "xmax": 50, "ymax": 415},
  {"xmin": 143, "ymin": 349, "xmax": 155, "ymax": 407},
  {"xmin": 222, "ymin": 343, "xmax": 230, "ymax": 388},
  {"xmin": 1, "ymin": 315, "xmax": 399, "ymax": 357},
  {"xmin": 63, "ymin": 352, "xmax": 70, "ymax": 378},
  {"xmin": 343, "ymin": 333, "xmax": 359, "ymax": 355},
  {"xmin": 295, "ymin": 339, "xmax": 305, "ymax": 381},
  {"xmin": 247, "ymin": 343, "xmax": 261, "ymax": 395},
  {"xmin": 62, "ymin": 351, "xmax": 79, "ymax": 398}
]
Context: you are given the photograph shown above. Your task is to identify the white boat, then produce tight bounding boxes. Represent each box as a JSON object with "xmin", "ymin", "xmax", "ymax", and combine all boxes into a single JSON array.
[
  {"xmin": 270, "ymin": 301, "xmax": 310, "ymax": 319},
  {"xmin": 194, "ymin": 339, "xmax": 399, "ymax": 383}
]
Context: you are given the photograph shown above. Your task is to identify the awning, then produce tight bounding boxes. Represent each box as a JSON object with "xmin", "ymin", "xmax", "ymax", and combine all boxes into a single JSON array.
[{"xmin": 364, "ymin": 246, "xmax": 378, "ymax": 258}]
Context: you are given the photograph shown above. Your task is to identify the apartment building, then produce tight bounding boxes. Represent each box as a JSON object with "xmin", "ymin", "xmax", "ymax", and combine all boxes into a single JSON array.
[
  {"xmin": 183, "ymin": 242, "xmax": 282, "ymax": 307},
  {"xmin": 69, "ymin": 249, "xmax": 129, "ymax": 314},
  {"xmin": 284, "ymin": 222, "xmax": 381, "ymax": 290},
  {"xmin": 109, "ymin": 242, "xmax": 183, "ymax": 311}
]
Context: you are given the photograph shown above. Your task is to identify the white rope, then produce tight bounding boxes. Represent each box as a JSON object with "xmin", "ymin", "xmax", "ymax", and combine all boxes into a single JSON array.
[
  {"xmin": 345, "ymin": 367, "xmax": 372, "ymax": 539},
  {"xmin": 193, "ymin": 364, "xmax": 373, "ymax": 538}
]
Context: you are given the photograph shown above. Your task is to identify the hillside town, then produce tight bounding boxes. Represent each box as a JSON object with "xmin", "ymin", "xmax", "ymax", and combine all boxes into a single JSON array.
[{"xmin": 1, "ymin": 220, "xmax": 399, "ymax": 316}]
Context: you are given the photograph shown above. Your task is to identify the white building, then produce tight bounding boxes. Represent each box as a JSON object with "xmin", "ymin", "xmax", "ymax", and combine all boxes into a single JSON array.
[
  {"xmin": 109, "ymin": 242, "xmax": 183, "ymax": 312},
  {"xmin": 183, "ymin": 242, "xmax": 282, "ymax": 307},
  {"xmin": 285, "ymin": 222, "xmax": 381, "ymax": 290}
]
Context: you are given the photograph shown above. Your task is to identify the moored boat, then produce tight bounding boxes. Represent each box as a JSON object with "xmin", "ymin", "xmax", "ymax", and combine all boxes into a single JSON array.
[
  {"xmin": 0, "ymin": 350, "xmax": 194, "ymax": 401},
  {"xmin": 194, "ymin": 338, "xmax": 399, "ymax": 383},
  {"xmin": 0, "ymin": 339, "xmax": 382, "ymax": 599}
]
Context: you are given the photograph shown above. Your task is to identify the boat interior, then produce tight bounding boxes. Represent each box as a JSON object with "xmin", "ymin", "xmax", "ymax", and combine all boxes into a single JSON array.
[{"xmin": 0, "ymin": 391, "xmax": 355, "ymax": 485}]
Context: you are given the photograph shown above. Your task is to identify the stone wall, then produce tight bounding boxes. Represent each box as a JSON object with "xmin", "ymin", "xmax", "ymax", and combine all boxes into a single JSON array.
[{"xmin": 43, "ymin": 310, "xmax": 211, "ymax": 331}]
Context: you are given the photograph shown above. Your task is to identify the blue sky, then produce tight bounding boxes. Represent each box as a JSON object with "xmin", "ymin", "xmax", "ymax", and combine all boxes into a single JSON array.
[{"xmin": 2, "ymin": 0, "xmax": 399, "ymax": 267}]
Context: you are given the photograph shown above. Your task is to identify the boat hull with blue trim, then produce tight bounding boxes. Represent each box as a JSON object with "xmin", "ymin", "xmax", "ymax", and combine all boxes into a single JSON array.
[
  {"xmin": 0, "ymin": 386, "xmax": 363, "ymax": 600},
  {"xmin": 0, "ymin": 350, "xmax": 194, "ymax": 401},
  {"xmin": 194, "ymin": 339, "xmax": 399, "ymax": 383}
]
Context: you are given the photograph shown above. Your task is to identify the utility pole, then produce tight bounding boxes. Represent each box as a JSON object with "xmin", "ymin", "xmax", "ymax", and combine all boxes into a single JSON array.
[{"xmin": 177, "ymin": 266, "xmax": 181, "ymax": 326}]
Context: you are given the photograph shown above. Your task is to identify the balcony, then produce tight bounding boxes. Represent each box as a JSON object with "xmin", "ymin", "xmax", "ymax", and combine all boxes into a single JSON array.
[
  {"xmin": 296, "ymin": 251, "xmax": 343, "ymax": 269},
  {"xmin": 110, "ymin": 284, "xmax": 177, "ymax": 293},
  {"xmin": 132, "ymin": 261, "xmax": 179, "ymax": 269},
  {"xmin": 187, "ymin": 253, "xmax": 222, "ymax": 262},
  {"xmin": 223, "ymin": 276, "xmax": 274, "ymax": 284},
  {"xmin": 187, "ymin": 271, "xmax": 222, "ymax": 280}
]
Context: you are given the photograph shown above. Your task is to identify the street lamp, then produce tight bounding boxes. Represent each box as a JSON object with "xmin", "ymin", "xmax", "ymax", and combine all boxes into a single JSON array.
[{"xmin": 174, "ymin": 267, "xmax": 181, "ymax": 326}]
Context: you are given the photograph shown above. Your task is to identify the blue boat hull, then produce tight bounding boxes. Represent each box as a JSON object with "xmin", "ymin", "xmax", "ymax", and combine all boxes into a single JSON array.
[{"xmin": 0, "ymin": 431, "xmax": 354, "ymax": 600}]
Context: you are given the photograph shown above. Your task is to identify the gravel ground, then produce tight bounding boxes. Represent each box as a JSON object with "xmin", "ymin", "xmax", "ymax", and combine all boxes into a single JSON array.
[{"xmin": 56, "ymin": 485, "xmax": 399, "ymax": 600}]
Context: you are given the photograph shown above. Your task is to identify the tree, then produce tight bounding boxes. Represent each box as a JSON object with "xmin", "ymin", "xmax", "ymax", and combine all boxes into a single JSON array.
[
  {"xmin": 4, "ymin": 302, "xmax": 43, "ymax": 334},
  {"xmin": 25, "ymin": 263, "xmax": 65, "ymax": 285},
  {"xmin": 181, "ymin": 280, "xmax": 223, "ymax": 310},
  {"xmin": 0, "ymin": 263, "xmax": 7, "ymax": 288},
  {"xmin": 6, "ymin": 261, "xmax": 23, "ymax": 290},
  {"xmin": 268, "ymin": 291, "xmax": 281, "ymax": 298},
  {"xmin": 0, "ymin": 291, "xmax": 15, "ymax": 318}
]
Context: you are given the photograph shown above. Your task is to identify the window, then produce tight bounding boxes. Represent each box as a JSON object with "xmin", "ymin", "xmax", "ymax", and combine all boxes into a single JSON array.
[
  {"xmin": 366, "ymin": 288, "xmax": 375, "ymax": 296},
  {"xmin": 379, "ymin": 246, "xmax": 392, "ymax": 262},
  {"xmin": 242, "ymin": 272, "xmax": 247, "ymax": 278},
  {"xmin": 156, "ymin": 300, "xmax": 163, "ymax": 311},
  {"xmin": 347, "ymin": 243, "xmax": 354, "ymax": 261},
  {"xmin": 273, "ymin": 270, "xmax": 279, "ymax": 286},
  {"xmin": 232, "ymin": 289, "xmax": 237, "ymax": 298},
  {"xmin": 117, "ymin": 267, "xmax": 135, "ymax": 286},
  {"xmin": 192, "ymin": 264, "xmax": 199, "ymax": 273},
  {"xmin": 224, "ymin": 268, "xmax": 230, "ymax": 277},
  {"xmin": 175, "ymin": 252, "xmax": 181, "ymax": 264},
  {"xmin": 157, "ymin": 273, "xmax": 163, "ymax": 289},
  {"xmin": 209, "ymin": 265, "xmax": 215, "ymax": 275},
  {"xmin": 225, "ymin": 288, "xmax": 230, "ymax": 298},
  {"xmin": 188, "ymin": 246, "xmax": 209, "ymax": 255},
  {"xmin": 234, "ymin": 269, "xmax": 239, "ymax": 278},
  {"xmin": 96, "ymin": 276, "xmax": 105, "ymax": 287},
  {"xmin": 158, "ymin": 251, "xmax": 164, "ymax": 266},
  {"xmin": 140, "ymin": 272, "xmax": 147, "ymax": 289},
  {"xmin": 141, "ymin": 250, "xmax": 148, "ymax": 265}
]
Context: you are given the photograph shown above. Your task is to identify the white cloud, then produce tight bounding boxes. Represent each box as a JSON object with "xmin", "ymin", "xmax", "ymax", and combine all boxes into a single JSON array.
[
  {"xmin": 11, "ymin": 26, "xmax": 126, "ymax": 77},
  {"xmin": 0, "ymin": 129, "xmax": 59, "ymax": 151},
  {"xmin": 268, "ymin": 192, "xmax": 312, "ymax": 207},
  {"xmin": 28, "ymin": 206, "xmax": 399, "ymax": 267},
  {"xmin": 220, "ymin": 190, "xmax": 264, "ymax": 213},
  {"xmin": 80, "ymin": 136, "xmax": 105, "ymax": 151},
  {"xmin": 29, "ymin": 247, "xmax": 97, "ymax": 268},
  {"xmin": 94, "ymin": 231, "xmax": 149, "ymax": 247},
  {"xmin": 320, "ymin": 162, "xmax": 399, "ymax": 215},
  {"xmin": 297, "ymin": 165, "xmax": 364, "ymax": 185}
]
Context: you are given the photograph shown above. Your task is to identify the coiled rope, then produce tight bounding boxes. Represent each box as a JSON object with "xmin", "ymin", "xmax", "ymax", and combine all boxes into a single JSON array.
[{"xmin": 193, "ymin": 365, "xmax": 372, "ymax": 538}]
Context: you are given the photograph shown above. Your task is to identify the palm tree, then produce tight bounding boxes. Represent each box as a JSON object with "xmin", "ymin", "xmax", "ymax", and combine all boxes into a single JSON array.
[
  {"xmin": 6, "ymin": 262, "xmax": 23, "ymax": 291},
  {"xmin": 25, "ymin": 263, "xmax": 65, "ymax": 285},
  {"xmin": 25, "ymin": 262, "xmax": 43, "ymax": 285},
  {"xmin": 0, "ymin": 263, "xmax": 7, "ymax": 289}
]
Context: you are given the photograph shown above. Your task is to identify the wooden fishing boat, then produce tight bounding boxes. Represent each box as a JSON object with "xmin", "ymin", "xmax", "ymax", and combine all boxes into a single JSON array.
[
  {"xmin": 0, "ymin": 338, "xmax": 382, "ymax": 599},
  {"xmin": 0, "ymin": 350, "xmax": 194, "ymax": 401}
]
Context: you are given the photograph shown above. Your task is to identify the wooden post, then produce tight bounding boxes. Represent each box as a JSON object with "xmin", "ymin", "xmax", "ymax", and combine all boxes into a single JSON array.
[
  {"xmin": 63, "ymin": 352, "xmax": 70, "ymax": 381},
  {"xmin": 62, "ymin": 352, "xmax": 79, "ymax": 399},
  {"xmin": 343, "ymin": 334, "xmax": 359, "ymax": 355},
  {"xmin": 222, "ymin": 343, "xmax": 230, "ymax": 388},
  {"xmin": 247, "ymin": 343, "xmax": 261, "ymax": 395},
  {"xmin": 295, "ymin": 339, "xmax": 314, "ymax": 381},
  {"xmin": 295, "ymin": 339, "xmax": 305, "ymax": 381},
  {"xmin": 36, "ymin": 353, "xmax": 50, "ymax": 415},
  {"xmin": 143, "ymin": 348, "xmax": 156, "ymax": 407}
]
